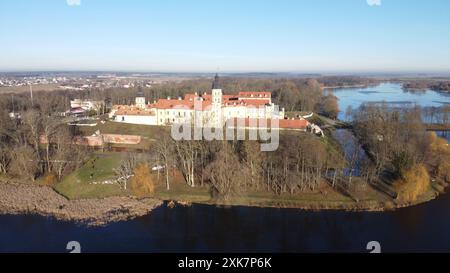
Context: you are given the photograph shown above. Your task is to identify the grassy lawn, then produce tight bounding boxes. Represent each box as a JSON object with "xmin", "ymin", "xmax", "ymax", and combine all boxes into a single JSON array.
[
  {"xmin": 151, "ymin": 172, "xmax": 211, "ymax": 202},
  {"xmin": 285, "ymin": 111, "xmax": 312, "ymax": 118},
  {"xmin": 55, "ymin": 152, "xmax": 127, "ymax": 199},
  {"xmin": 54, "ymin": 156, "xmax": 389, "ymax": 210},
  {"xmin": 148, "ymin": 172, "xmax": 373, "ymax": 209},
  {"xmin": 78, "ymin": 121, "xmax": 169, "ymax": 139}
]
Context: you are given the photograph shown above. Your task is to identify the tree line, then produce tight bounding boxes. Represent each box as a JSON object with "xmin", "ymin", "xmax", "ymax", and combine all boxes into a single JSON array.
[
  {"xmin": 0, "ymin": 93, "xmax": 87, "ymax": 183},
  {"xmin": 136, "ymin": 130, "xmax": 345, "ymax": 201},
  {"xmin": 351, "ymin": 103, "xmax": 449, "ymax": 201}
]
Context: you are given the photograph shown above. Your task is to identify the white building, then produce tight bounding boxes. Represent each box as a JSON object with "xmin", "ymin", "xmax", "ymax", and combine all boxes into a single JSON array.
[
  {"xmin": 70, "ymin": 99, "xmax": 104, "ymax": 112},
  {"xmin": 110, "ymin": 74, "xmax": 286, "ymax": 127}
]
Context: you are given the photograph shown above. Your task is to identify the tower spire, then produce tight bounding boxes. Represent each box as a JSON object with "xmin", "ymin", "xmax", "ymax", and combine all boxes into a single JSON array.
[{"xmin": 212, "ymin": 73, "xmax": 220, "ymax": 89}]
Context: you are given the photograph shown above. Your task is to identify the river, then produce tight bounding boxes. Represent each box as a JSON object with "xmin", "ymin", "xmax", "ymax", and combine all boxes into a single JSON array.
[
  {"xmin": 0, "ymin": 83, "xmax": 449, "ymax": 253},
  {"xmin": 1, "ymin": 192, "xmax": 450, "ymax": 253}
]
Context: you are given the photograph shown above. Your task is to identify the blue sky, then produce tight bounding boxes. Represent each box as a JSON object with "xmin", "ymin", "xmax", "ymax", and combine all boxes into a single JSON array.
[{"xmin": 0, "ymin": 0, "xmax": 450, "ymax": 73}]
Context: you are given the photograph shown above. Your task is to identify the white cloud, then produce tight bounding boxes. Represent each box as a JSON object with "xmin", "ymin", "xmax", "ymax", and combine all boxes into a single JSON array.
[
  {"xmin": 367, "ymin": 0, "xmax": 381, "ymax": 6},
  {"xmin": 66, "ymin": 0, "xmax": 81, "ymax": 6}
]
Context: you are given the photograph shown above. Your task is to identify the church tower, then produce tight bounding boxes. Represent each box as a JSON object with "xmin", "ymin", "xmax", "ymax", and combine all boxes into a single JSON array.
[
  {"xmin": 135, "ymin": 88, "xmax": 146, "ymax": 109},
  {"xmin": 211, "ymin": 73, "xmax": 223, "ymax": 127},
  {"xmin": 211, "ymin": 73, "xmax": 222, "ymax": 107}
]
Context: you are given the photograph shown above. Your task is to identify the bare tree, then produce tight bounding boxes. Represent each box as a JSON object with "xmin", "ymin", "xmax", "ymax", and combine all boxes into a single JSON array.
[
  {"xmin": 9, "ymin": 144, "xmax": 40, "ymax": 182},
  {"xmin": 205, "ymin": 142, "xmax": 247, "ymax": 201},
  {"xmin": 42, "ymin": 115, "xmax": 63, "ymax": 173},
  {"xmin": 0, "ymin": 144, "xmax": 11, "ymax": 174},
  {"xmin": 153, "ymin": 136, "xmax": 174, "ymax": 190},
  {"xmin": 174, "ymin": 140, "xmax": 199, "ymax": 187},
  {"xmin": 114, "ymin": 153, "xmax": 139, "ymax": 190}
]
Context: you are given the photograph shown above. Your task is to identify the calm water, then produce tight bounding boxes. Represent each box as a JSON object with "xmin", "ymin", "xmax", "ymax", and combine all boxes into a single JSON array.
[
  {"xmin": 1, "ymin": 192, "xmax": 450, "ymax": 253},
  {"xmin": 0, "ymin": 83, "xmax": 449, "ymax": 253},
  {"xmin": 332, "ymin": 129, "xmax": 367, "ymax": 176},
  {"xmin": 332, "ymin": 82, "xmax": 449, "ymax": 121},
  {"xmin": 332, "ymin": 82, "xmax": 449, "ymax": 142}
]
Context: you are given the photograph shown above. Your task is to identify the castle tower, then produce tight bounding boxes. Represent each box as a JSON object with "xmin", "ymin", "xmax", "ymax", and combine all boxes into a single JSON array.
[
  {"xmin": 211, "ymin": 73, "xmax": 222, "ymax": 107},
  {"xmin": 135, "ymin": 89, "xmax": 146, "ymax": 109},
  {"xmin": 211, "ymin": 74, "xmax": 223, "ymax": 127}
]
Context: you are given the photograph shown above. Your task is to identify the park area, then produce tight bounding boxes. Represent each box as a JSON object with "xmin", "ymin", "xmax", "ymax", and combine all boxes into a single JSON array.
[
  {"xmin": 55, "ymin": 152, "xmax": 126, "ymax": 199},
  {"xmin": 54, "ymin": 151, "xmax": 210, "ymax": 202}
]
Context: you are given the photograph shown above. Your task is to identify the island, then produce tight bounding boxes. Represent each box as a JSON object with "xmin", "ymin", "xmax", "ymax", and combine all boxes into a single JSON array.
[{"xmin": 0, "ymin": 74, "xmax": 449, "ymax": 226}]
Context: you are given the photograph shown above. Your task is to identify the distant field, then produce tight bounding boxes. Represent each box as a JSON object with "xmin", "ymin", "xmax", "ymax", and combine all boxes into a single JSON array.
[{"xmin": 0, "ymin": 84, "xmax": 60, "ymax": 93}]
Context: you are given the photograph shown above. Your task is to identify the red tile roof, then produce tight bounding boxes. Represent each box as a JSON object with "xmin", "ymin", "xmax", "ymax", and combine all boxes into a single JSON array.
[
  {"xmin": 126, "ymin": 91, "xmax": 273, "ymax": 111},
  {"xmin": 153, "ymin": 98, "xmax": 212, "ymax": 110},
  {"xmin": 114, "ymin": 105, "xmax": 155, "ymax": 116},
  {"xmin": 238, "ymin": 92, "xmax": 271, "ymax": 99},
  {"xmin": 240, "ymin": 99, "xmax": 271, "ymax": 106},
  {"xmin": 115, "ymin": 109, "xmax": 155, "ymax": 116},
  {"xmin": 227, "ymin": 118, "xmax": 309, "ymax": 130}
]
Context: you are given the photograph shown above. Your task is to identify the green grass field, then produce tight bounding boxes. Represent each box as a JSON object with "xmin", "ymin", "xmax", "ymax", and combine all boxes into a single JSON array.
[
  {"xmin": 78, "ymin": 121, "xmax": 169, "ymax": 139},
  {"xmin": 152, "ymin": 175, "xmax": 211, "ymax": 203},
  {"xmin": 55, "ymin": 152, "xmax": 127, "ymax": 199}
]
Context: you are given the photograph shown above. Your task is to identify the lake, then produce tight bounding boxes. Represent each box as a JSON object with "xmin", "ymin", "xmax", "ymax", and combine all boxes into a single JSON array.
[
  {"xmin": 332, "ymin": 83, "xmax": 449, "ymax": 142},
  {"xmin": 331, "ymin": 82, "xmax": 449, "ymax": 121},
  {"xmin": 0, "ymin": 83, "xmax": 449, "ymax": 253}
]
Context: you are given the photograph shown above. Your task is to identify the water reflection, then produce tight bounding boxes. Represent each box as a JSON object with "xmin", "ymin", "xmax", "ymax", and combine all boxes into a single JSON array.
[
  {"xmin": 1, "ymin": 192, "xmax": 450, "ymax": 253},
  {"xmin": 332, "ymin": 129, "xmax": 367, "ymax": 176}
]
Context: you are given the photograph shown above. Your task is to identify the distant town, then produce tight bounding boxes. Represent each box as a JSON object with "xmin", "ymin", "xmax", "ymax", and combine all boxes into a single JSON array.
[{"xmin": 0, "ymin": 72, "xmax": 205, "ymax": 92}]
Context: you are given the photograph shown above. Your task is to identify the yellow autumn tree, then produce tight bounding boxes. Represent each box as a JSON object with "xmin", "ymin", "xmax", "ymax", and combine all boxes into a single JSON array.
[
  {"xmin": 43, "ymin": 173, "xmax": 58, "ymax": 186},
  {"xmin": 130, "ymin": 164, "xmax": 155, "ymax": 197},
  {"xmin": 393, "ymin": 164, "xmax": 430, "ymax": 203}
]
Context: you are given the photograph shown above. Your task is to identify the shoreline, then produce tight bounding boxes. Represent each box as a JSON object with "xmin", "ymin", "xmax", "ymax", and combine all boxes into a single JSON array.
[
  {"xmin": 322, "ymin": 84, "xmax": 369, "ymax": 90},
  {"xmin": 0, "ymin": 180, "xmax": 446, "ymax": 225},
  {"xmin": 162, "ymin": 188, "xmax": 441, "ymax": 213},
  {"xmin": 0, "ymin": 181, "xmax": 162, "ymax": 226}
]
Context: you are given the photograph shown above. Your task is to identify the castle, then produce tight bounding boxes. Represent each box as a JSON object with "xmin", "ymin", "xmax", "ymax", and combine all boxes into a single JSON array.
[
  {"xmin": 110, "ymin": 74, "xmax": 285, "ymax": 126},
  {"xmin": 109, "ymin": 74, "xmax": 309, "ymax": 131}
]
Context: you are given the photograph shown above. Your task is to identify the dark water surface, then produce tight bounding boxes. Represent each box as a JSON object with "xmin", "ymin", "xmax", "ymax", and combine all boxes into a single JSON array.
[{"xmin": 1, "ymin": 190, "xmax": 450, "ymax": 253}]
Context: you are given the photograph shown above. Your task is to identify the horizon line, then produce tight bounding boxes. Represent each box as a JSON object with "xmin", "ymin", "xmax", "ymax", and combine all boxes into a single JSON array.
[{"xmin": 1, "ymin": 69, "xmax": 450, "ymax": 77}]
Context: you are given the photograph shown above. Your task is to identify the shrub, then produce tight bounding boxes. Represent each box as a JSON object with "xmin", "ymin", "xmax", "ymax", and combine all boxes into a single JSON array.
[
  {"xmin": 437, "ymin": 161, "xmax": 450, "ymax": 183},
  {"xmin": 428, "ymin": 132, "xmax": 450, "ymax": 182},
  {"xmin": 394, "ymin": 164, "xmax": 430, "ymax": 202},
  {"xmin": 43, "ymin": 173, "xmax": 58, "ymax": 186},
  {"xmin": 391, "ymin": 150, "xmax": 414, "ymax": 178},
  {"xmin": 130, "ymin": 164, "xmax": 155, "ymax": 197}
]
